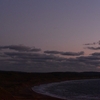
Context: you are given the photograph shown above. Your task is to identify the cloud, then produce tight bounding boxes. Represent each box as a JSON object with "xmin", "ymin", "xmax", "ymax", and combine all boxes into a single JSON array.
[
  {"xmin": 0, "ymin": 45, "xmax": 41, "ymax": 52},
  {"xmin": 84, "ymin": 42, "xmax": 96, "ymax": 45},
  {"xmin": 60, "ymin": 51, "xmax": 84, "ymax": 56},
  {"xmin": 44, "ymin": 50, "xmax": 84, "ymax": 56},
  {"xmin": 91, "ymin": 52, "xmax": 100, "ymax": 56},
  {"xmin": 86, "ymin": 47, "xmax": 100, "ymax": 50},
  {"xmin": 83, "ymin": 40, "xmax": 100, "ymax": 45},
  {"xmin": 30, "ymin": 48, "xmax": 41, "ymax": 52},
  {"xmin": 84, "ymin": 40, "xmax": 100, "ymax": 46},
  {"xmin": 84, "ymin": 40, "xmax": 100, "ymax": 50},
  {"xmin": 44, "ymin": 50, "xmax": 61, "ymax": 54},
  {"xmin": 97, "ymin": 40, "xmax": 100, "ymax": 45},
  {"xmin": 4, "ymin": 52, "xmax": 63, "ymax": 63}
]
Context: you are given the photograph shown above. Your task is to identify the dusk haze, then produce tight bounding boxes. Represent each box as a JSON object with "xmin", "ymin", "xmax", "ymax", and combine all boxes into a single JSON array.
[{"xmin": 1, "ymin": 0, "xmax": 100, "ymax": 72}]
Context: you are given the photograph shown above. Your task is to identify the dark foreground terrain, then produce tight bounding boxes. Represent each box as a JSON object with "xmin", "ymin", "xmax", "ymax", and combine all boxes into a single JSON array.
[{"xmin": 0, "ymin": 71, "xmax": 100, "ymax": 100}]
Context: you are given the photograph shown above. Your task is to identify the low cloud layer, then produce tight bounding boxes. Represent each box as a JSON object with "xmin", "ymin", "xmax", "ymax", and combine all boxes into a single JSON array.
[{"xmin": 0, "ymin": 44, "xmax": 100, "ymax": 72}]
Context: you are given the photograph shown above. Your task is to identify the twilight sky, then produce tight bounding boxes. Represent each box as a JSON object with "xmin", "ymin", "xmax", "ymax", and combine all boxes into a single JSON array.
[{"xmin": 0, "ymin": 0, "xmax": 100, "ymax": 72}]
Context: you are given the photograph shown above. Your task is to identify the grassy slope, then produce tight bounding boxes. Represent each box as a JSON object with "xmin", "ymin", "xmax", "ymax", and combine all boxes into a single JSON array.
[{"xmin": 0, "ymin": 87, "xmax": 16, "ymax": 100}]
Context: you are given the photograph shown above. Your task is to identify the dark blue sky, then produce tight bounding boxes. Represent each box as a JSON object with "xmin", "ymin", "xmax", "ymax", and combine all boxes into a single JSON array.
[{"xmin": 0, "ymin": 0, "xmax": 100, "ymax": 72}]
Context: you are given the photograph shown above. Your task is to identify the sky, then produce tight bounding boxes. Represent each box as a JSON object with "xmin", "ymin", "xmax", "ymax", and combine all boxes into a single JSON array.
[{"xmin": 1, "ymin": 0, "xmax": 100, "ymax": 72}]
